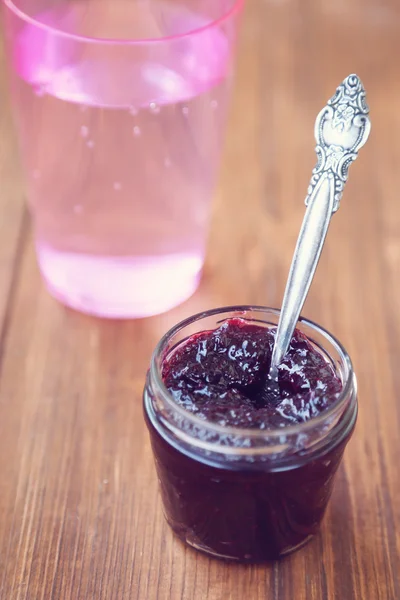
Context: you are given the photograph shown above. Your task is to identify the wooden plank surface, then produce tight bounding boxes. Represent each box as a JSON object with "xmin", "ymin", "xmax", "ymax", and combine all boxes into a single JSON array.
[{"xmin": 0, "ymin": 0, "xmax": 399, "ymax": 598}]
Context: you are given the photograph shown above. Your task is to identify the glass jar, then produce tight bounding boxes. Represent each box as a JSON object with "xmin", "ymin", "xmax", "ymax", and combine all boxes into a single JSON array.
[{"xmin": 143, "ymin": 306, "xmax": 357, "ymax": 562}]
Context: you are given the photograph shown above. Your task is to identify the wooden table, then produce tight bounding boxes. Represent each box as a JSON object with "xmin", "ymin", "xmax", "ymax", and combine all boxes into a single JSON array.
[{"xmin": 0, "ymin": 1, "xmax": 399, "ymax": 598}]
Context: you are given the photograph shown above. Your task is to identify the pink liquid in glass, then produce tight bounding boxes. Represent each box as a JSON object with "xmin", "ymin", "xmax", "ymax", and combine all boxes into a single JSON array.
[{"xmin": 4, "ymin": 0, "xmax": 242, "ymax": 317}]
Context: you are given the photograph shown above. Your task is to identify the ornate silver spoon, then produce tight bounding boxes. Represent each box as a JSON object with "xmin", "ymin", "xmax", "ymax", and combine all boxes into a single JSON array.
[{"xmin": 269, "ymin": 74, "xmax": 371, "ymax": 382}]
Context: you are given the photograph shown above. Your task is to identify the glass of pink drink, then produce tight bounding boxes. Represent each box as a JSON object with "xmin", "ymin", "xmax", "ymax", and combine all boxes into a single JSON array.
[{"xmin": 3, "ymin": 0, "xmax": 243, "ymax": 318}]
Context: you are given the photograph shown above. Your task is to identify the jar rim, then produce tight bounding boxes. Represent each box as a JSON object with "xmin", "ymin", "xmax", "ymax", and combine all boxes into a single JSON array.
[{"xmin": 149, "ymin": 305, "xmax": 356, "ymax": 440}]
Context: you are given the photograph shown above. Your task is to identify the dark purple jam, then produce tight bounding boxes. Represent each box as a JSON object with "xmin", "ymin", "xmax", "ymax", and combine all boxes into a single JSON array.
[
  {"xmin": 145, "ymin": 318, "xmax": 355, "ymax": 562},
  {"xmin": 162, "ymin": 318, "xmax": 342, "ymax": 428}
]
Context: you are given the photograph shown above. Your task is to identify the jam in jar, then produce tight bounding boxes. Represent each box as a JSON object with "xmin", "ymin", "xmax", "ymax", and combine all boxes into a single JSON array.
[{"xmin": 144, "ymin": 307, "xmax": 357, "ymax": 562}]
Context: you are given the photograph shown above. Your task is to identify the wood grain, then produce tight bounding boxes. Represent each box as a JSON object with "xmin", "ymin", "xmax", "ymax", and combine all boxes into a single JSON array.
[{"xmin": 0, "ymin": 0, "xmax": 400, "ymax": 598}]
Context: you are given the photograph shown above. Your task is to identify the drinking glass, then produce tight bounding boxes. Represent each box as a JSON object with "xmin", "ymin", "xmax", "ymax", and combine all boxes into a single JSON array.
[{"xmin": 3, "ymin": 0, "xmax": 244, "ymax": 317}]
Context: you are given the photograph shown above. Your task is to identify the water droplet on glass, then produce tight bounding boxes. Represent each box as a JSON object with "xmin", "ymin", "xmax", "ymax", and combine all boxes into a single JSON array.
[
  {"xmin": 74, "ymin": 204, "xmax": 83, "ymax": 214},
  {"xmin": 35, "ymin": 85, "xmax": 46, "ymax": 97},
  {"xmin": 164, "ymin": 157, "xmax": 172, "ymax": 168},
  {"xmin": 86, "ymin": 140, "xmax": 95, "ymax": 149},
  {"xmin": 149, "ymin": 102, "xmax": 160, "ymax": 114},
  {"xmin": 32, "ymin": 169, "xmax": 41, "ymax": 180},
  {"xmin": 182, "ymin": 106, "xmax": 189, "ymax": 116},
  {"xmin": 133, "ymin": 126, "xmax": 141, "ymax": 137},
  {"xmin": 130, "ymin": 107, "xmax": 138, "ymax": 116},
  {"xmin": 211, "ymin": 100, "xmax": 218, "ymax": 110},
  {"xmin": 80, "ymin": 125, "xmax": 89, "ymax": 138},
  {"xmin": 113, "ymin": 182, "xmax": 122, "ymax": 191}
]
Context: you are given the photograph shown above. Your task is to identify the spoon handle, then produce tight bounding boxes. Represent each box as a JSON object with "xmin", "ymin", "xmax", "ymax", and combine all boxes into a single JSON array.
[
  {"xmin": 271, "ymin": 173, "xmax": 335, "ymax": 369},
  {"xmin": 270, "ymin": 74, "xmax": 371, "ymax": 370}
]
